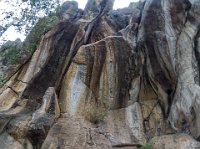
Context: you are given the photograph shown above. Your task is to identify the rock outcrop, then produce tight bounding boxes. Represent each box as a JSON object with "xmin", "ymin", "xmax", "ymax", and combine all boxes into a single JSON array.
[{"xmin": 0, "ymin": 0, "xmax": 200, "ymax": 148}]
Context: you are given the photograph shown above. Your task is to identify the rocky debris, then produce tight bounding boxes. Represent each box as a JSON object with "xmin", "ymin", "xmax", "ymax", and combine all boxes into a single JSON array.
[{"xmin": 0, "ymin": 0, "xmax": 200, "ymax": 148}]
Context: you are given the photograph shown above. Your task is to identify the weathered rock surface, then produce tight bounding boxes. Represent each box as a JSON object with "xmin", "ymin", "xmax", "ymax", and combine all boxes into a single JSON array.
[
  {"xmin": 1, "ymin": 0, "xmax": 200, "ymax": 148},
  {"xmin": 153, "ymin": 134, "xmax": 200, "ymax": 149}
]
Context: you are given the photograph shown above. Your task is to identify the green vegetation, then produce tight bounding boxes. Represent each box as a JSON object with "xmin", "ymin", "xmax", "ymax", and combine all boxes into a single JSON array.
[
  {"xmin": 87, "ymin": 107, "xmax": 107, "ymax": 124},
  {"xmin": 0, "ymin": 73, "xmax": 5, "ymax": 85},
  {"xmin": 85, "ymin": 11, "xmax": 94, "ymax": 20},
  {"xmin": 0, "ymin": 0, "xmax": 61, "ymax": 41},
  {"xmin": 4, "ymin": 47, "xmax": 20, "ymax": 65},
  {"xmin": 0, "ymin": 13, "xmax": 59, "ymax": 66},
  {"xmin": 25, "ymin": 13, "xmax": 59, "ymax": 53},
  {"xmin": 0, "ymin": 39, "xmax": 22, "ymax": 65},
  {"xmin": 140, "ymin": 139, "xmax": 155, "ymax": 149}
]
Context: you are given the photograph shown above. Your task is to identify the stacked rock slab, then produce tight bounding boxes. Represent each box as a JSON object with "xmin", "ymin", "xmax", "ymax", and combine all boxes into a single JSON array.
[{"xmin": 0, "ymin": 0, "xmax": 200, "ymax": 148}]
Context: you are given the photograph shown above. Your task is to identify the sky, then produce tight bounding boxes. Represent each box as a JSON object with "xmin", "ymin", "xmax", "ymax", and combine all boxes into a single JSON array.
[
  {"xmin": 0, "ymin": 0, "xmax": 139, "ymax": 44},
  {"xmin": 77, "ymin": 0, "xmax": 139, "ymax": 9}
]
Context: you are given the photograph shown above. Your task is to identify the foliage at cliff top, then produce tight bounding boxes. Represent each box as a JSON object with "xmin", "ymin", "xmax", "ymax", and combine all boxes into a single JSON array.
[
  {"xmin": 0, "ymin": 12, "xmax": 59, "ymax": 68},
  {"xmin": 0, "ymin": 38, "xmax": 22, "ymax": 65},
  {"xmin": 25, "ymin": 12, "xmax": 59, "ymax": 53},
  {"xmin": 0, "ymin": 0, "xmax": 63, "ymax": 45}
]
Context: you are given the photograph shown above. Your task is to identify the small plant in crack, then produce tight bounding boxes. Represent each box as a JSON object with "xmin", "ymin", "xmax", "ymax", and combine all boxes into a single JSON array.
[
  {"xmin": 85, "ymin": 11, "xmax": 94, "ymax": 20},
  {"xmin": 87, "ymin": 107, "xmax": 107, "ymax": 124},
  {"xmin": 140, "ymin": 138, "xmax": 155, "ymax": 149}
]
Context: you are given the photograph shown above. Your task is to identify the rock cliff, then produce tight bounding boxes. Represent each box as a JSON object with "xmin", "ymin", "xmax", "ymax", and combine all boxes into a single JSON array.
[{"xmin": 0, "ymin": 0, "xmax": 200, "ymax": 148}]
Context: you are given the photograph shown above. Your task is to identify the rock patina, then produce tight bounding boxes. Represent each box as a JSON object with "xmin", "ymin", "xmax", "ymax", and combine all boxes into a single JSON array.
[{"xmin": 0, "ymin": 0, "xmax": 200, "ymax": 148}]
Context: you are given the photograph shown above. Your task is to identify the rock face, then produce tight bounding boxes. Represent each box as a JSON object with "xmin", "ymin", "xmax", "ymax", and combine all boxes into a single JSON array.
[{"xmin": 0, "ymin": 0, "xmax": 200, "ymax": 148}]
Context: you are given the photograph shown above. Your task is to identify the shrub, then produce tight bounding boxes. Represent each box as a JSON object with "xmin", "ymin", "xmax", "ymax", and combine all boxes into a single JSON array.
[
  {"xmin": 0, "ymin": 13, "xmax": 59, "ymax": 67},
  {"xmin": 140, "ymin": 139, "xmax": 155, "ymax": 149},
  {"xmin": 85, "ymin": 11, "xmax": 94, "ymax": 20},
  {"xmin": 0, "ymin": 39, "xmax": 22, "ymax": 65},
  {"xmin": 4, "ymin": 47, "xmax": 20, "ymax": 65},
  {"xmin": 0, "ymin": 73, "xmax": 5, "ymax": 85},
  {"xmin": 25, "ymin": 12, "xmax": 59, "ymax": 53},
  {"xmin": 87, "ymin": 107, "xmax": 107, "ymax": 124}
]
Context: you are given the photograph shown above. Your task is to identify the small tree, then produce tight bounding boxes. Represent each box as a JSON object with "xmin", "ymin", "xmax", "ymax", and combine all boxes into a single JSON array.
[{"xmin": 0, "ymin": 0, "xmax": 62, "ymax": 45}]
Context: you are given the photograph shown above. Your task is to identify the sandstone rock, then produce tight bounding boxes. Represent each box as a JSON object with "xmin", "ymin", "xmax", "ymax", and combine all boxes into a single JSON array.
[
  {"xmin": 84, "ymin": 0, "xmax": 114, "ymax": 17},
  {"xmin": 59, "ymin": 36, "xmax": 135, "ymax": 116},
  {"xmin": 0, "ymin": 87, "xmax": 59, "ymax": 149},
  {"xmin": 0, "ymin": 0, "xmax": 200, "ymax": 148},
  {"xmin": 153, "ymin": 134, "xmax": 200, "ymax": 149},
  {"xmin": 102, "ymin": 103, "xmax": 145, "ymax": 146},
  {"xmin": 0, "ymin": 132, "xmax": 33, "ymax": 149},
  {"xmin": 41, "ymin": 117, "xmax": 112, "ymax": 149},
  {"xmin": 57, "ymin": 1, "xmax": 83, "ymax": 21}
]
